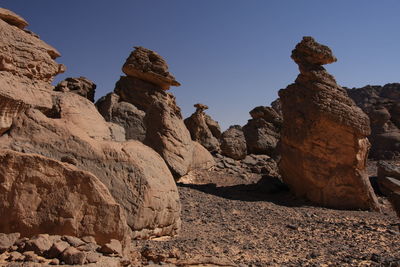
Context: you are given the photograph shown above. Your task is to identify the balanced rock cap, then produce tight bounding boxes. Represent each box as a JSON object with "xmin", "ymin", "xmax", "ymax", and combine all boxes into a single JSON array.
[
  {"xmin": 0, "ymin": 8, "xmax": 28, "ymax": 29},
  {"xmin": 122, "ymin": 46, "xmax": 181, "ymax": 90},
  {"xmin": 194, "ymin": 103, "xmax": 208, "ymax": 112},
  {"xmin": 291, "ymin": 36, "xmax": 337, "ymax": 66}
]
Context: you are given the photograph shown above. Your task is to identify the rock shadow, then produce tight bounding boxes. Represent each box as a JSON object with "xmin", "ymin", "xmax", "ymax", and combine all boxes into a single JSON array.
[{"xmin": 178, "ymin": 176, "xmax": 311, "ymax": 208}]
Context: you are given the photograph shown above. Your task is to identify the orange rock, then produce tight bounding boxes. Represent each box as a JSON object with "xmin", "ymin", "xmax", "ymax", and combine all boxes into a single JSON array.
[{"xmin": 278, "ymin": 37, "xmax": 379, "ymax": 210}]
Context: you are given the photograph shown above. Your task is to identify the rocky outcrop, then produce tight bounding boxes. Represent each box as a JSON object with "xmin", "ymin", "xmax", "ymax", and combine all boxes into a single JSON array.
[
  {"xmin": 278, "ymin": 36, "xmax": 379, "ymax": 210},
  {"xmin": 97, "ymin": 47, "xmax": 214, "ymax": 177},
  {"xmin": 0, "ymin": 10, "xmax": 65, "ymax": 135},
  {"xmin": 243, "ymin": 106, "xmax": 281, "ymax": 156},
  {"xmin": 184, "ymin": 103, "xmax": 221, "ymax": 153},
  {"xmin": 347, "ymin": 83, "xmax": 400, "ymax": 160},
  {"xmin": 0, "ymin": 94, "xmax": 182, "ymax": 239},
  {"xmin": 0, "ymin": 233, "xmax": 129, "ymax": 266},
  {"xmin": 55, "ymin": 77, "xmax": 96, "ymax": 102},
  {"xmin": 0, "ymin": 150, "xmax": 130, "ymax": 248},
  {"xmin": 0, "ymin": 9, "xmax": 181, "ymax": 242},
  {"xmin": 122, "ymin": 46, "xmax": 180, "ymax": 90},
  {"xmin": 220, "ymin": 125, "xmax": 247, "ymax": 160},
  {"xmin": 96, "ymin": 92, "xmax": 146, "ymax": 141}
]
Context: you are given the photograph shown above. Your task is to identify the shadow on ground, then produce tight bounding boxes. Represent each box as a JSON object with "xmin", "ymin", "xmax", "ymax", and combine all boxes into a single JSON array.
[{"xmin": 177, "ymin": 176, "xmax": 312, "ymax": 208}]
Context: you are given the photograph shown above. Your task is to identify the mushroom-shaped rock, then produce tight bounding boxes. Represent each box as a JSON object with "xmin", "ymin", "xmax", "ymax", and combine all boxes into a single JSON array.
[
  {"xmin": 184, "ymin": 103, "xmax": 221, "ymax": 153},
  {"xmin": 278, "ymin": 36, "xmax": 379, "ymax": 210},
  {"xmin": 122, "ymin": 46, "xmax": 180, "ymax": 90}
]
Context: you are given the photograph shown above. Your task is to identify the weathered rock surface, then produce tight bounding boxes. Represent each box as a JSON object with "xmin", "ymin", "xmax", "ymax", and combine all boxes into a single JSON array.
[
  {"xmin": 189, "ymin": 141, "xmax": 215, "ymax": 170},
  {"xmin": 347, "ymin": 83, "xmax": 400, "ymax": 160},
  {"xmin": 184, "ymin": 103, "xmax": 221, "ymax": 153},
  {"xmin": 0, "ymin": 150, "xmax": 130, "ymax": 247},
  {"xmin": 377, "ymin": 161, "xmax": 400, "ymax": 196},
  {"xmin": 220, "ymin": 125, "xmax": 247, "ymax": 160},
  {"xmin": 0, "ymin": 15, "xmax": 65, "ymax": 83},
  {"xmin": 0, "ymin": 10, "xmax": 64, "ymax": 135},
  {"xmin": 278, "ymin": 36, "xmax": 379, "ymax": 210},
  {"xmin": 96, "ymin": 92, "xmax": 146, "ymax": 141},
  {"xmin": 0, "ymin": 95, "xmax": 181, "ymax": 239},
  {"xmin": 243, "ymin": 106, "xmax": 281, "ymax": 156},
  {"xmin": 0, "ymin": 8, "xmax": 28, "ymax": 29},
  {"xmin": 55, "ymin": 77, "xmax": 96, "ymax": 102},
  {"xmin": 122, "ymin": 46, "xmax": 180, "ymax": 90}
]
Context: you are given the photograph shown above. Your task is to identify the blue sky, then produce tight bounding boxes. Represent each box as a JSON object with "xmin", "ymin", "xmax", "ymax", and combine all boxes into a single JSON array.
[{"xmin": 2, "ymin": 1, "xmax": 399, "ymax": 129}]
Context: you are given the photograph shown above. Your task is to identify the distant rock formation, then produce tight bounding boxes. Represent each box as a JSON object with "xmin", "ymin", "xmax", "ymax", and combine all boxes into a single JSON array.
[
  {"xmin": 278, "ymin": 36, "xmax": 379, "ymax": 210},
  {"xmin": 0, "ymin": 8, "xmax": 181, "ymax": 245},
  {"xmin": 347, "ymin": 83, "xmax": 400, "ymax": 160},
  {"xmin": 220, "ymin": 125, "xmax": 247, "ymax": 160},
  {"xmin": 55, "ymin": 77, "xmax": 96, "ymax": 102},
  {"xmin": 184, "ymin": 103, "xmax": 221, "ymax": 153},
  {"xmin": 97, "ymin": 47, "xmax": 214, "ymax": 177},
  {"xmin": 243, "ymin": 106, "xmax": 282, "ymax": 156}
]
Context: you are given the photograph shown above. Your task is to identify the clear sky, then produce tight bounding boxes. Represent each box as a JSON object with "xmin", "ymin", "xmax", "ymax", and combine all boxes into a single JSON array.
[{"xmin": 2, "ymin": 1, "xmax": 400, "ymax": 130}]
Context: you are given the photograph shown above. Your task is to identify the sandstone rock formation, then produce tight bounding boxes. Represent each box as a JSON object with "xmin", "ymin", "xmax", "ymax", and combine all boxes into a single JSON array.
[
  {"xmin": 220, "ymin": 125, "xmax": 247, "ymax": 160},
  {"xmin": 347, "ymin": 83, "xmax": 400, "ymax": 160},
  {"xmin": 96, "ymin": 92, "xmax": 146, "ymax": 141},
  {"xmin": 122, "ymin": 46, "xmax": 180, "ymax": 90},
  {"xmin": 0, "ymin": 150, "xmax": 130, "ymax": 248},
  {"xmin": 0, "ymin": 8, "xmax": 181, "ymax": 242},
  {"xmin": 55, "ymin": 77, "xmax": 96, "ymax": 102},
  {"xmin": 184, "ymin": 103, "xmax": 221, "ymax": 153},
  {"xmin": 278, "ymin": 36, "xmax": 379, "ymax": 210},
  {"xmin": 0, "ymin": 12, "xmax": 65, "ymax": 135},
  {"xmin": 243, "ymin": 106, "xmax": 281, "ymax": 156},
  {"xmin": 97, "ymin": 47, "xmax": 214, "ymax": 177}
]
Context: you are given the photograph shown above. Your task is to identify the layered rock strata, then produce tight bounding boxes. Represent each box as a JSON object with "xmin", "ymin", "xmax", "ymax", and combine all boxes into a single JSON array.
[{"xmin": 278, "ymin": 36, "xmax": 379, "ymax": 210}]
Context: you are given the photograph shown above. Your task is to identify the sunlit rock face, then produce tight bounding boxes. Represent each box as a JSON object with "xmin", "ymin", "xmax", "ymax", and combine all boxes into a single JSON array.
[{"xmin": 278, "ymin": 36, "xmax": 379, "ymax": 210}]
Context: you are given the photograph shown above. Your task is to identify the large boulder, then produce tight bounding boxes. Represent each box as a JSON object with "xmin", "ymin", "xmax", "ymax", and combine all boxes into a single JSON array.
[
  {"xmin": 0, "ymin": 93, "xmax": 181, "ymax": 239},
  {"xmin": 184, "ymin": 103, "xmax": 221, "ymax": 153},
  {"xmin": 220, "ymin": 125, "xmax": 247, "ymax": 160},
  {"xmin": 55, "ymin": 77, "xmax": 96, "ymax": 102},
  {"xmin": 0, "ymin": 149, "xmax": 130, "ymax": 248},
  {"xmin": 278, "ymin": 36, "xmax": 379, "ymax": 210},
  {"xmin": 243, "ymin": 106, "xmax": 281, "ymax": 156},
  {"xmin": 347, "ymin": 83, "xmax": 400, "ymax": 160}
]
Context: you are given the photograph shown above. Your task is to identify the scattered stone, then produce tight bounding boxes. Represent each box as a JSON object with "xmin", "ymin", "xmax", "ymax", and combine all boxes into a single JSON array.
[
  {"xmin": 85, "ymin": 251, "xmax": 102, "ymax": 263},
  {"xmin": 278, "ymin": 36, "xmax": 379, "ymax": 210},
  {"xmin": 8, "ymin": 251, "xmax": 24, "ymax": 261},
  {"xmin": 62, "ymin": 236, "xmax": 85, "ymax": 248},
  {"xmin": 99, "ymin": 239, "xmax": 122, "ymax": 255},
  {"xmin": 23, "ymin": 251, "xmax": 39, "ymax": 262},
  {"xmin": 60, "ymin": 246, "xmax": 86, "ymax": 265},
  {"xmin": 23, "ymin": 234, "xmax": 53, "ymax": 256},
  {"xmin": 0, "ymin": 233, "xmax": 20, "ymax": 253},
  {"xmin": 47, "ymin": 241, "xmax": 70, "ymax": 259}
]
